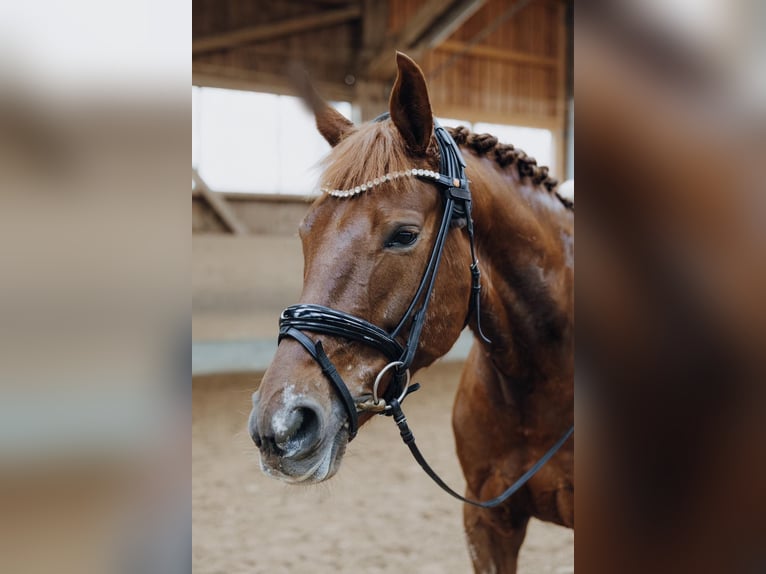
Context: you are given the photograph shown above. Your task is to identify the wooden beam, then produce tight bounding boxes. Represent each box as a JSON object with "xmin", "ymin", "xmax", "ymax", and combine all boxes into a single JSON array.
[
  {"xmin": 192, "ymin": 169, "xmax": 249, "ymax": 235},
  {"xmin": 411, "ymin": 0, "xmax": 486, "ymax": 49},
  {"xmin": 192, "ymin": 63, "xmax": 355, "ymax": 102},
  {"xmin": 437, "ymin": 41, "xmax": 558, "ymax": 69},
  {"xmin": 221, "ymin": 192, "xmax": 315, "ymax": 204},
  {"xmin": 366, "ymin": 0, "xmax": 486, "ymax": 79},
  {"xmin": 193, "ymin": 7, "xmax": 361, "ymax": 55},
  {"xmin": 354, "ymin": 80, "xmax": 389, "ymax": 122},
  {"xmin": 359, "ymin": 0, "xmax": 389, "ymax": 67},
  {"xmin": 299, "ymin": 0, "xmax": 358, "ymax": 5},
  {"xmin": 423, "ymin": 0, "xmax": 536, "ymax": 80}
]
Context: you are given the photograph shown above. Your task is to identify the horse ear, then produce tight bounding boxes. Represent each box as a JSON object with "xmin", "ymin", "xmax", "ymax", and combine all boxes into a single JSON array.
[
  {"xmin": 314, "ymin": 97, "xmax": 354, "ymax": 147},
  {"xmin": 389, "ymin": 52, "xmax": 433, "ymax": 155},
  {"xmin": 292, "ymin": 66, "xmax": 354, "ymax": 147}
]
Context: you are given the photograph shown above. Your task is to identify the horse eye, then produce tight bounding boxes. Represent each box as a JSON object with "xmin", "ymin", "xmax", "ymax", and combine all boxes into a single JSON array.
[{"xmin": 386, "ymin": 228, "xmax": 420, "ymax": 248}]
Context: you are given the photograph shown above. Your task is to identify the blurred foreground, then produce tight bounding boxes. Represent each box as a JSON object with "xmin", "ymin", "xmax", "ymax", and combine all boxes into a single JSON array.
[
  {"xmin": 576, "ymin": 2, "xmax": 766, "ymax": 573},
  {"xmin": 0, "ymin": 1, "xmax": 189, "ymax": 573}
]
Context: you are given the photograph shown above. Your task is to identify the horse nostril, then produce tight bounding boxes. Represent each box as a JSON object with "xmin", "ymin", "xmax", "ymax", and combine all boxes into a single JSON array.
[
  {"xmin": 273, "ymin": 405, "xmax": 322, "ymax": 457},
  {"xmin": 248, "ymin": 402, "xmax": 263, "ymax": 448},
  {"xmin": 249, "ymin": 391, "xmax": 263, "ymax": 447},
  {"xmin": 260, "ymin": 435, "xmax": 282, "ymax": 456}
]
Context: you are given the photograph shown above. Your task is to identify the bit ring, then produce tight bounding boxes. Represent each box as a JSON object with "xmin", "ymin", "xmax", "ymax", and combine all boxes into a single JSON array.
[{"xmin": 372, "ymin": 361, "xmax": 411, "ymax": 406}]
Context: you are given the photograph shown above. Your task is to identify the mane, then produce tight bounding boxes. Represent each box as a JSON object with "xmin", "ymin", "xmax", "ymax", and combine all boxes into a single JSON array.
[
  {"xmin": 320, "ymin": 120, "xmax": 573, "ymax": 211},
  {"xmin": 447, "ymin": 126, "xmax": 574, "ymax": 211}
]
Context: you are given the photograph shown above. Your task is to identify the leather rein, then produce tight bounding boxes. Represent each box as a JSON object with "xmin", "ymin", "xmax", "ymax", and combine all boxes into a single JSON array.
[{"xmin": 278, "ymin": 115, "xmax": 573, "ymax": 508}]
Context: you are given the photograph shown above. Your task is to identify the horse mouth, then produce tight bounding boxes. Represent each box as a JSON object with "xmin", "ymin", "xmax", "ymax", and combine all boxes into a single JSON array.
[{"xmin": 259, "ymin": 426, "xmax": 348, "ymax": 484}]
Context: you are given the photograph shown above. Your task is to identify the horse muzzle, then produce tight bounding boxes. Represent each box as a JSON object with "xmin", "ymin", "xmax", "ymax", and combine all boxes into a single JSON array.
[{"xmin": 249, "ymin": 389, "xmax": 348, "ymax": 483}]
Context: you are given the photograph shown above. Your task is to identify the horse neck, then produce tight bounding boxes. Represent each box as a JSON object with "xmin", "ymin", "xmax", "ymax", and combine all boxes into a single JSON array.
[{"xmin": 468, "ymin": 158, "xmax": 574, "ymax": 387}]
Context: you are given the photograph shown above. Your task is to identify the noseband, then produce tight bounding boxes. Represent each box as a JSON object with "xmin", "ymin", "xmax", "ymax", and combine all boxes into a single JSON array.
[
  {"xmin": 279, "ymin": 115, "xmax": 489, "ymax": 440},
  {"xmin": 277, "ymin": 115, "xmax": 573, "ymax": 508}
]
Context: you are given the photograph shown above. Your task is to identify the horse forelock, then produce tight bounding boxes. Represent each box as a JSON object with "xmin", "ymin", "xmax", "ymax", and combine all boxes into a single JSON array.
[{"xmin": 318, "ymin": 120, "xmax": 438, "ymax": 198}]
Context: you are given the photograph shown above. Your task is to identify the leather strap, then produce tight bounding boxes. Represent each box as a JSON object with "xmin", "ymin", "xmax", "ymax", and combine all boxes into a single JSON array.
[
  {"xmin": 389, "ymin": 397, "xmax": 573, "ymax": 508},
  {"xmin": 279, "ymin": 327, "xmax": 359, "ymax": 440},
  {"xmin": 280, "ymin": 305, "xmax": 404, "ymax": 361}
]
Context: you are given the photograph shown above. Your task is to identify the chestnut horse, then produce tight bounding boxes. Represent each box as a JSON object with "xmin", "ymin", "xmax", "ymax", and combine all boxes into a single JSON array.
[{"xmin": 249, "ymin": 53, "xmax": 573, "ymax": 573}]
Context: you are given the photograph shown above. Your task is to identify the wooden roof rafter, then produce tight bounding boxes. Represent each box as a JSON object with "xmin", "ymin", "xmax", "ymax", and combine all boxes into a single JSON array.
[
  {"xmin": 365, "ymin": 0, "xmax": 486, "ymax": 80},
  {"xmin": 193, "ymin": 6, "xmax": 362, "ymax": 56},
  {"xmin": 192, "ymin": 169, "xmax": 249, "ymax": 235},
  {"xmin": 192, "ymin": 62, "xmax": 355, "ymax": 101}
]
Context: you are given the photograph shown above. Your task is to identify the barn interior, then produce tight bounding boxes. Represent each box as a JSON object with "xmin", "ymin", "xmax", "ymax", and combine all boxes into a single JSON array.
[
  {"xmin": 192, "ymin": 1, "xmax": 574, "ymax": 571},
  {"xmin": 193, "ymin": 0, "xmax": 573, "ymax": 362}
]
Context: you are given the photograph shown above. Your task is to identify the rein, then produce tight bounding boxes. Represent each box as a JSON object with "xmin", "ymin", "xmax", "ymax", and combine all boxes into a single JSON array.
[{"xmin": 278, "ymin": 115, "xmax": 573, "ymax": 508}]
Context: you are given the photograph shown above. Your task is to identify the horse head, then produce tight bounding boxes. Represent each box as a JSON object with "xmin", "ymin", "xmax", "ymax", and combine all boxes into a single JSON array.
[{"xmin": 249, "ymin": 53, "xmax": 474, "ymax": 483}]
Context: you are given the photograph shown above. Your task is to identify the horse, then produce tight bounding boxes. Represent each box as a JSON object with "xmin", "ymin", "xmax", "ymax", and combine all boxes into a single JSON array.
[{"xmin": 249, "ymin": 52, "xmax": 574, "ymax": 574}]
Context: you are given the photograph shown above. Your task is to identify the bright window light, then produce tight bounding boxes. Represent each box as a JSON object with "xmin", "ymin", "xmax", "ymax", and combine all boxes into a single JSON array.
[
  {"xmin": 436, "ymin": 117, "xmax": 472, "ymax": 129},
  {"xmin": 198, "ymin": 88, "xmax": 280, "ymax": 192},
  {"xmin": 277, "ymin": 97, "xmax": 343, "ymax": 195},
  {"xmin": 193, "ymin": 86, "xmax": 351, "ymax": 194},
  {"xmin": 192, "ymin": 86, "xmax": 554, "ymax": 192}
]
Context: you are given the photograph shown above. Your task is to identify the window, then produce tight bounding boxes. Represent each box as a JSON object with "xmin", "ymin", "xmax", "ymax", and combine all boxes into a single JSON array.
[
  {"xmin": 192, "ymin": 86, "xmax": 351, "ymax": 194},
  {"xmin": 191, "ymin": 89, "xmax": 554, "ymax": 193},
  {"xmin": 436, "ymin": 117, "xmax": 472, "ymax": 129},
  {"xmin": 436, "ymin": 117, "xmax": 554, "ymax": 172},
  {"xmin": 473, "ymin": 123, "xmax": 554, "ymax": 171}
]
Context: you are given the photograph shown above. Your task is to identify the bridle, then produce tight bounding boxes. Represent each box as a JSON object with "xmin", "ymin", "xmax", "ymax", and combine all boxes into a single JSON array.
[
  {"xmin": 278, "ymin": 115, "xmax": 573, "ymax": 508},
  {"xmin": 279, "ymin": 115, "xmax": 487, "ymax": 436}
]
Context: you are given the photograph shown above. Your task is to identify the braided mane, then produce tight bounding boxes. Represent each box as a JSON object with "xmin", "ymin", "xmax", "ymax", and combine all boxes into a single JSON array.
[{"xmin": 447, "ymin": 126, "xmax": 573, "ymax": 211}]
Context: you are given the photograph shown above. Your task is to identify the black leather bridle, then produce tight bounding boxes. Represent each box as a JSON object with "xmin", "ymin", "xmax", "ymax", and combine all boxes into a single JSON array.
[
  {"xmin": 279, "ymin": 115, "xmax": 487, "ymax": 439},
  {"xmin": 277, "ymin": 115, "xmax": 573, "ymax": 508}
]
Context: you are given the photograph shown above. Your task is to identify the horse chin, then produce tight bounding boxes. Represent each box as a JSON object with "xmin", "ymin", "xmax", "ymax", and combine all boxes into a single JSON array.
[{"xmin": 259, "ymin": 426, "xmax": 348, "ymax": 485}]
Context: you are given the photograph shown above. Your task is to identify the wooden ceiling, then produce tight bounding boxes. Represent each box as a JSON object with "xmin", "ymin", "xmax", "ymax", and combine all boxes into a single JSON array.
[
  {"xmin": 194, "ymin": 0, "xmax": 569, "ymax": 120},
  {"xmin": 193, "ymin": 0, "xmax": 571, "ymax": 176}
]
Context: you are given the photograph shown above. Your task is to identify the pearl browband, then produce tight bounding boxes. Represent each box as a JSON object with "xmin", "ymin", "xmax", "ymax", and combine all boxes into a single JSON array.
[{"xmin": 320, "ymin": 168, "xmax": 442, "ymax": 198}]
